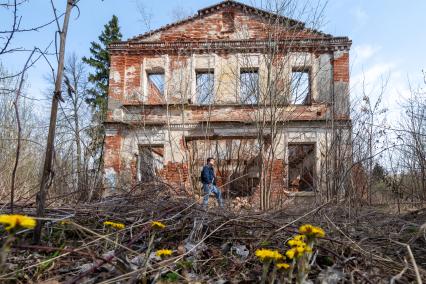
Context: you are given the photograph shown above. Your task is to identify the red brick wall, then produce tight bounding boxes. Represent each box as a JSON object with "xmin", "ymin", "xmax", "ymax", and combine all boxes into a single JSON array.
[
  {"xmin": 109, "ymin": 55, "xmax": 125, "ymax": 101},
  {"xmin": 144, "ymin": 8, "xmax": 324, "ymax": 42},
  {"xmin": 104, "ymin": 134, "xmax": 122, "ymax": 173},
  {"xmin": 159, "ymin": 162, "xmax": 190, "ymax": 191},
  {"xmin": 137, "ymin": 105, "xmax": 328, "ymax": 124},
  {"xmin": 124, "ymin": 55, "xmax": 142, "ymax": 100},
  {"xmin": 147, "ymin": 80, "xmax": 165, "ymax": 104},
  {"xmin": 333, "ymin": 52, "xmax": 349, "ymax": 83},
  {"xmin": 246, "ymin": 159, "xmax": 287, "ymax": 208},
  {"xmin": 270, "ymin": 160, "xmax": 285, "ymax": 189}
]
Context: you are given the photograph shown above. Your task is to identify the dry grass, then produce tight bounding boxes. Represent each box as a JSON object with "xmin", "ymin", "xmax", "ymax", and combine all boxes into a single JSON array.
[{"xmin": 0, "ymin": 184, "xmax": 425, "ymax": 283}]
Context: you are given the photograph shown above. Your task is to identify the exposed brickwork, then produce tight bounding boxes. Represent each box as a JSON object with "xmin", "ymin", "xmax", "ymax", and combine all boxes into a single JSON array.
[
  {"xmin": 104, "ymin": 134, "xmax": 121, "ymax": 173},
  {"xmin": 146, "ymin": 81, "xmax": 165, "ymax": 104},
  {"xmin": 124, "ymin": 55, "xmax": 142, "ymax": 100},
  {"xmin": 109, "ymin": 55, "xmax": 125, "ymax": 101},
  {"xmin": 132, "ymin": 104, "xmax": 330, "ymax": 124},
  {"xmin": 104, "ymin": 105, "xmax": 333, "ymax": 125},
  {"xmin": 333, "ymin": 53, "xmax": 350, "ymax": 82},
  {"xmin": 225, "ymin": 159, "xmax": 286, "ymax": 206},
  {"xmin": 159, "ymin": 162, "xmax": 190, "ymax": 190},
  {"xmin": 134, "ymin": 5, "xmax": 327, "ymax": 43},
  {"xmin": 270, "ymin": 160, "xmax": 285, "ymax": 189}
]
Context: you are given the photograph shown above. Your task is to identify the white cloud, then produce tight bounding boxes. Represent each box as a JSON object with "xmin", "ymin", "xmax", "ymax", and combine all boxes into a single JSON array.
[
  {"xmin": 352, "ymin": 44, "xmax": 381, "ymax": 63},
  {"xmin": 352, "ymin": 62, "xmax": 395, "ymax": 92},
  {"xmin": 351, "ymin": 61, "xmax": 411, "ymax": 126}
]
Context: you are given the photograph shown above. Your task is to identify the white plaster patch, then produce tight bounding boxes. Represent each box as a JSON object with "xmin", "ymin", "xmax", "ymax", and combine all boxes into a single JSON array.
[
  {"xmin": 105, "ymin": 128, "xmax": 118, "ymax": 136},
  {"xmin": 195, "ymin": 55, "xmax": 215, "ymax": 69},
  {"xmin": 288, "ymin": 132, "xmax": 317, "ymax": 142},
  {"xmin": 111, "ymin": 71, "xmax": 121, "ymax": 82},
  {"xmin": 134, "ymin": 129, "xmax": 166, "ymax": 144},
  {"xmin": 104, "ymin": 168, "xmax": 117, "ymax": 188},
  {"xmin": 234, "ymin": 22, "xmax": 250, "ymax": 40},
  {"xmin": 112, "ymin": 109, "xmax": 124, "ymax": 121},
  {"xmin": 141, "ymin": 33, "xmax": 161, "ymax": 42},
  {"xmin": 289, "ymin": 52, "xmax": 313, "ymax": 68}
]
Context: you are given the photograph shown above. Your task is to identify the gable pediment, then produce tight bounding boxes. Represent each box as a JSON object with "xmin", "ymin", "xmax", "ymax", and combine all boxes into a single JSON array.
[{"xmin": 127, "ymin": 0, "xmax": 330, "ymax": 43}]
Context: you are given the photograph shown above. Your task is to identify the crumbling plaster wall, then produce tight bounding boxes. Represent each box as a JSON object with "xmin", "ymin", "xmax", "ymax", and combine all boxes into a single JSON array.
[
  {"xmin": 104, "ymin": 121, "xmax": 351, "ymax": 199},
  {"xmin": 104, "ymin": 48, "xmax": 350, "ymax": 197},
  {"xmin": 108, "ymin": 51, "xmax": 334, "ymax": 107},
  {"xmin": 108, "ymin": 122, "xmax": 343, "ymax": 196}
]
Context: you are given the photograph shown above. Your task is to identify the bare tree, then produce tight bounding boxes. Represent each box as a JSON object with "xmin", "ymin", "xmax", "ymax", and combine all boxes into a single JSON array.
[
  {"xmin": 0, "ymin": 64, "xmax": 45, "ymax": 205},
  {"xmin": 1, "ymin": 0, "xmax": 72, "ymax": 212},
  {"xmin": 34, "ymin": 0, "xmax": 77, "ymax": 244},
  {"xmin": 398, "ymin": 74, "xmax": 426, "ymax": 200},
  {"xmin": 58, "ymin": 54, "xmax": 95, "ymax": 200},
  {"xmin": 351, "ymin": 75, "xmax": 388, "ymax": 204},
  {"xmin": 10, "ymin": 49, "xmax": 37, "ymax": 212}
]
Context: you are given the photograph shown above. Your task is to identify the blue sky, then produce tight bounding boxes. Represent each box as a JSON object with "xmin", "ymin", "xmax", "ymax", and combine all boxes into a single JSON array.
[{"xmin": 1, "ymin": 0, "xmax": 425, "ymax": 119}]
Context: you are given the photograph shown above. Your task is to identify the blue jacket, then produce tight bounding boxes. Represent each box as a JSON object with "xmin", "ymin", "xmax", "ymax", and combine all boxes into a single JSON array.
[{"xmin": 201, "ymin": 165, "xmax": 216, "ymax": 185}]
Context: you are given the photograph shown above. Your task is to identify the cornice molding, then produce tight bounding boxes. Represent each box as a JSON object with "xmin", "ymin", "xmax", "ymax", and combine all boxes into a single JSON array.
[{"xmin": 109, "ymin": 38, "xmax": 351, "ymax": 55}]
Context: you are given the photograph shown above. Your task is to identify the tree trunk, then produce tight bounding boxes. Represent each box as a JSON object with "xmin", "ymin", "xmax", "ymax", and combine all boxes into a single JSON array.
[
  {"xmin": 33, "ymin": 0, "xmax": 74, "ymax": 244},
  {"xmin": 10, "ymin": 49, "xmax": 37, "ymax": 213}
]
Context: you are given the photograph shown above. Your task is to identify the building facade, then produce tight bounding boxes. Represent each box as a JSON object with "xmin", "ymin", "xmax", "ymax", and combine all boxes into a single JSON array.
[{"xmin": 104, "ymin": 0, "xmax": 352, "ymax": 207}]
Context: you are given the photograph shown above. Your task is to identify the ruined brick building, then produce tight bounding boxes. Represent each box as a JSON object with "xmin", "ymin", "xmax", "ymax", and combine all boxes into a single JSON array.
[{"xmin": 104, "ymin": 0, "xmax": 352, "ymax": 207}]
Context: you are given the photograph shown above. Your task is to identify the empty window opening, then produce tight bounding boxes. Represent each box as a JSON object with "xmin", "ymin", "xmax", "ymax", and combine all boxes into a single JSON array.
[
  {"xmin": 138, "ymin": 145, "xmax": 164, "ymax": 183},
  {"xmin": 187, "ymin": 138, "xmax": 260, "ymax": 197},
  {"xmin": 240, "ymin": 68, "xmax": 259, "ymax": 104},
  {"xmin": 147, "ymin": 72, "xmax": 165, "ymax": 97},
  {"xmin": 229, "ymin": 154, "xmax": 261, "ymax": 197},
  {"xmin": 291, "ymin": 70, "xmax": 310, "ymax": 104},
  {"xmin": 288, "ymin": 143, "xmax": 315, "ymax": 191},
  {"xmin": 196, "ymin": 70, "xmax": 214, "ymax": 105}
]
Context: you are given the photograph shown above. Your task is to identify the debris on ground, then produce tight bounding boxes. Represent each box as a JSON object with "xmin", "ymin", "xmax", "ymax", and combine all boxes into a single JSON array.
[{"xmin": 0, "ymin": 187, "xmax": 425, "ymax": 283}]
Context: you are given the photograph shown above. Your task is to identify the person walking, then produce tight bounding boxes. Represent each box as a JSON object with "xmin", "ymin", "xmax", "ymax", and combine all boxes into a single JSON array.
[{"xmin": 201, "ymin": 157, "xmax": 224, "ymax": 208}]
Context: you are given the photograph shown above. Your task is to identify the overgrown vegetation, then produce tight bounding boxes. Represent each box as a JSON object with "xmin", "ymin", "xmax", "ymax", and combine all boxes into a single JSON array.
[{"xmin": 0, "ymin": 192, "xmax": 424, "ymax": 283}]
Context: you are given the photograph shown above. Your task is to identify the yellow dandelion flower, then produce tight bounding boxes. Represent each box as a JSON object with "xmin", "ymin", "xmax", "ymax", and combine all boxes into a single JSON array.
[
  {"xmin": 255, "ymin": 249, "xmax": 284, "ymax": 262},
  {"xmin": 285, "ymin": 248, "xmax": 296, "ymax": 259},
  {"xmin": 293, "ymin": 234, "xmax": 306, "ymax": 242},
  {"xmin": 287, "ymin": 239, "xmax": 305, "ymax": 247},
  {"xmin": 287, "ymin": 234, "xmax": 307, "ymax": 247},
  {"xmin": 276, "ymin": 263, "xmax": 290, "ymax": 270},
  {"xmin": 295, "ymin": 243, "xmax": 312, "ymax": 254},
  {"xmin": 0, "ymin": 214, "xmax": 36, "ymax": 231},
  {"xmin": 285, "ymin": 242, "xmax": 312, "ymax": 259},
  {"xmin": 271, "ymin": 250, "xmax": 284, "ymax": 260},
  {"xmin": 156, "ymin": 249, "xmax": 173, "ymax": 257},
  {"xmin": 299, "ymin": 224, "xmax": 314, "ymax": 235},
  {"xmin": 103, "ymin": 221, "xmax": 125, "ymax": 230},
  {"xmin": 299, "ymin": 224, "xmax": 325, "ymax": 238},
  {"xmin": 311, "ymin": 226, "xmax": 325, "ymax": 238},
  {"xmin": 151, "ymin": 221, "xmax": 166, "ymax": 230}
]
